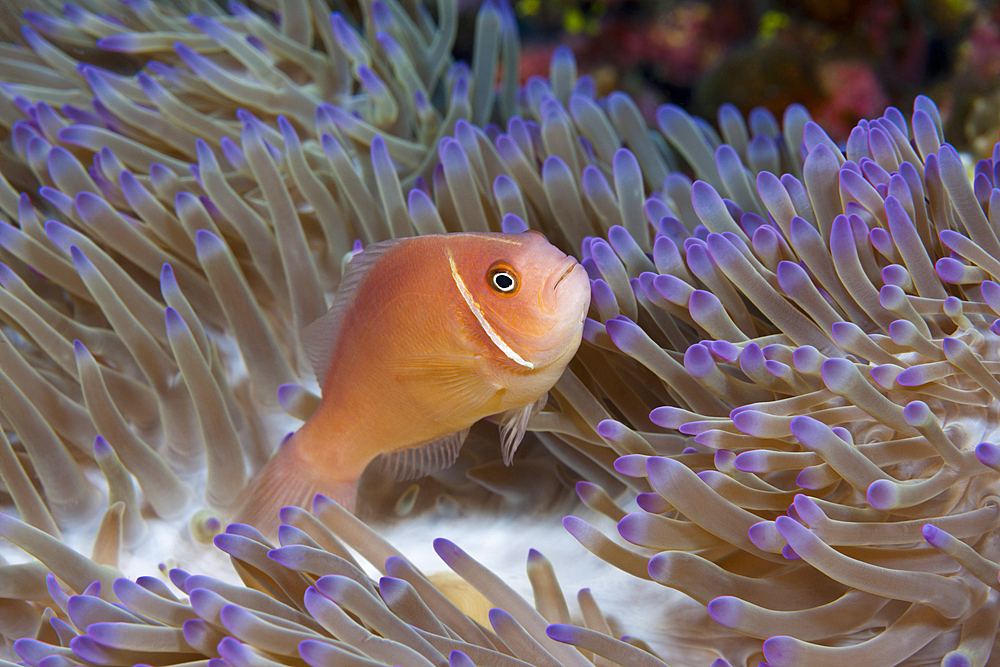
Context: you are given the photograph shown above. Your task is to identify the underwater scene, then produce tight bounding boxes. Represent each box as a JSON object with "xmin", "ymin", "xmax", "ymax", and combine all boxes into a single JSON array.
[{"xmin": 2, "ymin": 0, "xmax": 1000, "ymax": 665}]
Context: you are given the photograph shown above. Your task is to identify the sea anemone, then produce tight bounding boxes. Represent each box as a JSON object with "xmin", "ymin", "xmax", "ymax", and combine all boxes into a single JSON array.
[
  {"xmin": 1, "ymin": 0, "xmax": 999, "ymax": 665},
  {"xmin": 569, "ymin": 103, "xmax": 1000, "ymax": 664}
]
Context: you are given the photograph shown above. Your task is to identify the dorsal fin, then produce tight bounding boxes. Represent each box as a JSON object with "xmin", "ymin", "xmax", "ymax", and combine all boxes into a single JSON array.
[
  {"xmin": 301, "ymin": 238, "xmax": 403, "ymax": 386},
  {"xmin": 378, "ymin": 429, "xmax": 470, "ymax": 481}
]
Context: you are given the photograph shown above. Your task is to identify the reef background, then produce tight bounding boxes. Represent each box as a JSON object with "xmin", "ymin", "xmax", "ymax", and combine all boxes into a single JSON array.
[{"xmin": 506, "ymin": 0, "xmax": 1000, "ymax": 156}]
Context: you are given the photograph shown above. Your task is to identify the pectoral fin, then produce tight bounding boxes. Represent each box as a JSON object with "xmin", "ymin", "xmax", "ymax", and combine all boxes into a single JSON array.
[
  {"xmin": 387, "ymin": 355, "xmax": 501, "ymax": 424},
  {"xmin": 379, "ymin": 428, "xmax": 470, "ymax": 481},
  {"xmin": 498, "ymin": 393, "xmax": 548, "ymax": 465}
]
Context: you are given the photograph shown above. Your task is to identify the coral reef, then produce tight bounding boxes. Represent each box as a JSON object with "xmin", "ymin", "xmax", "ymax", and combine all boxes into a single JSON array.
[
  {"xmin": 0, "ymin": 0, "xmax": 1000, "ymax": 666},
  {"xmin": 517, "ymin": 0, "xmax": 1000, "ymax": 155}
]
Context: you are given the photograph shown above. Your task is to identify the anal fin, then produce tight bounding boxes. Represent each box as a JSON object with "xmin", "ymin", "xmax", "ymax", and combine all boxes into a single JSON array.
[{"xmin": 379, "ymin": 428, "xmax": 470, "ymax": 481}]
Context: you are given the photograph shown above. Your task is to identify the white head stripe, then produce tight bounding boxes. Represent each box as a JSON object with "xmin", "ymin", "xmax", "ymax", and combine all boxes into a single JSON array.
[
  {"xmin": 447, "ymin": 251, "xmax": 534, "ymax": 369},
  {"xmin": 449, "ymin": 233, "xmax": 523, "ymax": 246}
]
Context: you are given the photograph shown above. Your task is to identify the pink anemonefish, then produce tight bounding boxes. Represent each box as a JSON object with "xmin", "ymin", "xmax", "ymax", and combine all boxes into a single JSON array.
[{"xmin": 230, "ymin": 231, "xmax": 591, "ymax": 533}]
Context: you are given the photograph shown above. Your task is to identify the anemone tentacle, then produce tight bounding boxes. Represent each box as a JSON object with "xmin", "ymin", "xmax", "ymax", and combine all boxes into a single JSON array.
[{"xmin": 0, "ymin": 0, "xmax": 999, "ymax": 665}]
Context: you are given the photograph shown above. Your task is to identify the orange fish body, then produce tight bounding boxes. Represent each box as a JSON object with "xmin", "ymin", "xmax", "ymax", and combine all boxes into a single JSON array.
[{"xmin": 231, "ymin": 231, "xmax": 591, "ymax": 533}]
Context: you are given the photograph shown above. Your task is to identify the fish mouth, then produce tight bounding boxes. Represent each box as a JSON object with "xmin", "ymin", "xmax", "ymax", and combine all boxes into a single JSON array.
[
  {"xmin": 541, "ymin": 255, "xmax": 587, "ymax": 316},
  {"xmin": 552, "ymin": 256, "xmax": 580, "ymax": 290}
]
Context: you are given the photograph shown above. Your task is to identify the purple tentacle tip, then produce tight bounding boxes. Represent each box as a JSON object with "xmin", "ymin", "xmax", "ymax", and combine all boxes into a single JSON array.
[
  {"xmin": 635, "ymin": 492, "xmax": 668, "ymax": 513},
  {"xmin": 217, "ymin": 635, "xmax": 251, "ymax": 662},
  {"xmin": 590, "ymin": 279, "xmax": 618, "ymax": 318},
  {"xmin": 225, "ymin": 521, "xmax": 268, "ymax": 541},
  {"xmin": 732, "ymin": 451, "xmax": 763, "ymax": 473},
  {"xmin": 921, "ymin": 523, "xmax": 946, "ymax": 547},
  {"xmin": 894, "ymin": 365, "xmax": 922, "ymax": 387},
  {"xmin": 276, "ymin": 383, "xmax": 302, "ymax": 411},
  {"xmin": 982, "ymin": 279, "xmax": 1000, "ymax": 305},
  {"xmin": 762, "ymin": 635, "xmax": 796, "ymax": 666},
  {"xmin": 68, "ymin": 636, "xmax": 112, "ymax": 663},
  {"xmin": 448, "ymin": 649, "xmax": 476, "ymax": 667},
  {"xmin": 790, "ymin": 494, "xmax": 824, "ymax": 525},
  {"xmin": 976, "ymin": 442, "xmax": 1000, "ymax": 469},
  {"xmin": 747, "ymin": 520, "xmax": 782, "ymax": 552},
  {"xmin": 683, "ymin": 342, "xmax": 715, "ymax": 376},
  {"xmin": 432, "ymin": 537, "xmax": 461, "ymax": 563},
  {"xmin": 613, "ymin": 454, "xmax": 648, "ymax": 477},
  {"xmin": 561, "ymin": 514, "xmax": 589, "ymax": 536},
  {"xmin": 93, "ymin": 435, "xmax": 112, "ymax": 458},
  {"xmin": 870, "ymin": 364, "xmax": 901, "ymax": 388},
  {"xmin": 194, "ymin": 229, "xmax": 224, "ymax": 256},
  {"xmin": 596, "ymin": 419, "xmax": 622, "ymax": 440},
  {"xmin": 500, "ymin": 213, "xmax": 528, "ymax": 234},
  {"xmin": 167, "ymin": 568, "xmax": 189, "ymax": 591},
  {"xmin": 219, "ymin": 602, "xmax": 253, "ymax": 633},
  {"xmin": 710, "ymin": 340, "xmax": 739, "ymax": 363},
  {"xmin": 164, "ymin": 306, "xmax": 184, "ymax": 334},
  {"xmin": 15, "ymin": 638, "xmax": 53, "ymax": 663},
  {"xmin": 299, "ymin": 638, "xmax": 340, "ymax": 665},
  {"xmin": 68, "ymin": 245, "xmax": 91, "ymax": 271},
  {"xmin": 772, "ymin": 515, "xmax": 803, "ymax": 539},
  {"xmin": 706, "ymin": 596, "xmax": 741, "ymax": 626},
  {"xmin": 649, "ymin": 406, "xmax": 681, "ymax": 429},
  {"xmin": 545, "ymin": 623, "xmax": 576, "ymax": 643},
  {"xmin": 616, "ymin": 513, "xmax": 642, "ymax": 541},
  {"xmin": 265, "ymin": 546, "xmax": 296, "ymax": 569},
  {"xmin": 941, "ymin": 652, "xmax": 973, "ymax": 667},
  {"xmin": 866, "ymin": 478, "xmax": 896, "ymax": 510},
  {"xmin": 935, "ymin": 257, "xmax": 970, "ymax": 284},
  {"xmin": 732, "ymin": 409, "xmax": 772, "ymax": 437},
  {"xmin": 604, "ymin": 315, "xmax": 640, "ymax": 352}
]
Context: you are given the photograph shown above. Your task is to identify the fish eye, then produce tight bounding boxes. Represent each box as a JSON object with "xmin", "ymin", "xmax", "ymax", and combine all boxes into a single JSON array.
[{"xmin": 487, "ymin": 262, "xmax": 519, "ymax": 295}]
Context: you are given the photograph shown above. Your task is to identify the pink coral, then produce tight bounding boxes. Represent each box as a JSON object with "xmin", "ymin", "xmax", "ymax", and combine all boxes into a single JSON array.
[{"xmin": 813, "ymin": 60, "xmax": 891, "ymax": 141}]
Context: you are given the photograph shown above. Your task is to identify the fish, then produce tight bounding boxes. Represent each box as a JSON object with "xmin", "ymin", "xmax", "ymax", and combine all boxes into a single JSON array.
[{"xmin": 229, "ymin": 230, "xmax": 591, "ymax": 533}]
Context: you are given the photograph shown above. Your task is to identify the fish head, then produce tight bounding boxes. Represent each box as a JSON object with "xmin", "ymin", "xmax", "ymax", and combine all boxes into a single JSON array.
[{"xmin": 450, "ymin": 231, "xmax": 591, "ymax": 372}]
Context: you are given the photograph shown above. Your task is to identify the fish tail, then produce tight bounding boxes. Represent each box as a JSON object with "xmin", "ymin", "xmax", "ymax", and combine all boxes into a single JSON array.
[{"xmin": 228, "ymin": 436, "xmax": 358, "ymax": 538}]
